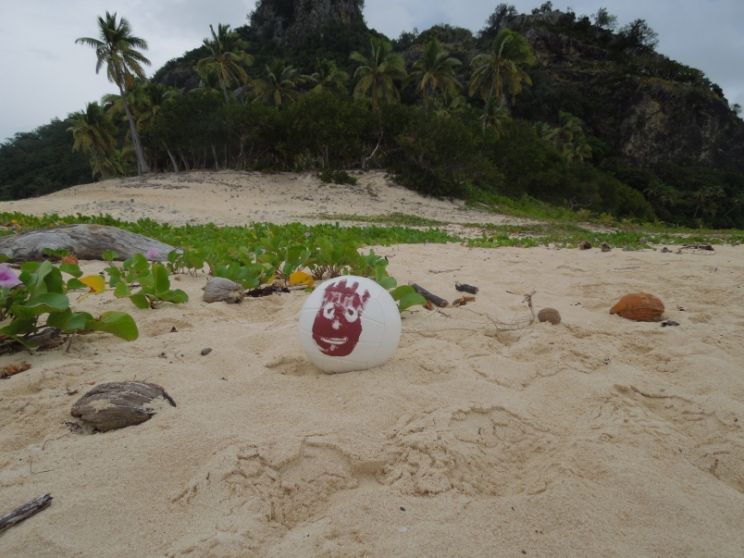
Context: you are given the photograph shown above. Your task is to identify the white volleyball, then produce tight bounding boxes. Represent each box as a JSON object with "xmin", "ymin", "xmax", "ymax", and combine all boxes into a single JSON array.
[{"xmin": 298, "ymin": 275, "xmax": 401, "ymax": 373}]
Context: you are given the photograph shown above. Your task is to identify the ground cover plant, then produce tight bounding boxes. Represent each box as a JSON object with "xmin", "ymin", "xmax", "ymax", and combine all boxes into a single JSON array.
[{"xmin": 0, "ymin": 259, "xmax": 138, "ymax": 352}]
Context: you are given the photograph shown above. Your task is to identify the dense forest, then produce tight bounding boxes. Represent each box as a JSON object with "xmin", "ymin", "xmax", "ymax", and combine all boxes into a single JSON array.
[{"xmin": 1, "ymin": 1, "xmax": 743, "ymax": 227}]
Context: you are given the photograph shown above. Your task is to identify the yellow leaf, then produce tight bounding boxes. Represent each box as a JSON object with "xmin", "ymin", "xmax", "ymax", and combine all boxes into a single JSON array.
[
  {"xmin": 289, "ymin": 271, "xmax": 314, "ymax": 287},
  {"xmin": 80, "ymin": 275, "xmax": 105, "ymax": 294}
]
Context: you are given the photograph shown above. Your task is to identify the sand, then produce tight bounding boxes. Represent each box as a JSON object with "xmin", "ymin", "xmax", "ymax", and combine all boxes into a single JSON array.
[{"xmin": 1, "ymin": 172, "xmax": 744, "ymax": 557}]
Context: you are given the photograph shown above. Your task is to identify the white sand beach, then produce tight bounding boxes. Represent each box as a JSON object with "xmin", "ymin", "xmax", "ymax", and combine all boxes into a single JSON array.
[{"xmin": 1, "ymin": 172, "xmax": 743, "ymax": 557}]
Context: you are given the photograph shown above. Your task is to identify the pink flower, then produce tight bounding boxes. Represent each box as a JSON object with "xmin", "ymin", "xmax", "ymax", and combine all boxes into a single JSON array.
[
  {"xmin": 0, "ymin": 264, "xmax": 22, "ymax": 289},
  {"xmin": 145, "ymin": 248, "xmax": 159, "ymax": 261}
]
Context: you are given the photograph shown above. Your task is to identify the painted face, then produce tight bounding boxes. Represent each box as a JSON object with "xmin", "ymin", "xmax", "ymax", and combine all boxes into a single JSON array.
[{"xmin": 312, "ymin": 279, "xmax": 371, "ymax": 357}]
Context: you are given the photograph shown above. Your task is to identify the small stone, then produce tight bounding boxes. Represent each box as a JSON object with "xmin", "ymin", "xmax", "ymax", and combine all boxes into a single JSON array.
[
  {"xmin": 661, "ymin": 320, "xmax": 680, "ymax": 327},
  {"xmin": 578, "ymin": 240, "xmax": 592, "ymax": 250},
  {"xmin": 170, "ymin": 326, "xmax": 178, "ymax": 333},
  {"xmin": 537, "ymin": 308, "xmax": 561, "ymax": 325},
  {"xmin": 71, "ymin": 382, "xmax": 176, "ymax": 432},
  {"xmin": 201, "ymin": 347, "xmax": 213, "ymax": 356},
  {"xmin": 600, "ymin": 243, "xmax": 611, "ymax": 252},
  {"xmin": 661, "ymin": 247, "xmax": 671, "ymax": 253}
]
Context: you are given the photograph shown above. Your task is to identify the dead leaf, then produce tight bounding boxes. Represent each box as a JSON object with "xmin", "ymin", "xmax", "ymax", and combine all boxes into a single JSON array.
[
  {"xmin": 0, "ymin": 361, "xmax": 32, "ymax": 379},
  {"xmin": 289, "ymin": 271, "xmax": 314, "ymax": 287},
  {"xmin": 80, "ymin": 275, "xmax": 105, "ymax": 293},
  {"xmin": 452, "ymin": 296, "xmax": 476, "ymax": 307}
]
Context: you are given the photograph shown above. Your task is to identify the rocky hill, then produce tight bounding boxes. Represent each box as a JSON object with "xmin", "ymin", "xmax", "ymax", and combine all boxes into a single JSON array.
[{"xmin": 497, "ymin": 8, "xmax": 744, "ymax": 172}]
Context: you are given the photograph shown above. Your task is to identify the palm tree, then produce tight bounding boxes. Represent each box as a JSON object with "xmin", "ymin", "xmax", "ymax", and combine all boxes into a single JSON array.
[
  {"xmin": 308, "ymin": 59, "xmax": 349, "ymax": 95},
  {"xmin": 350, "ymin": 38, "xmax": 407, "ymax": 167},
  {"xmin": 76, "ymin": 11, "xmax": 151, "ymax": 175},
  {"xmin": 68, "ymin": 102, "xmax": 123, "ymax": 178},
  {"xmin": 350, "ymin": 37, "xmax": 407, "ymax": 111},
  {"xmin": 411, "ymin": 39, "xmax": 462, "ymax": 111},
  {"xmin": 469, "ymin": 29, "xmax": 535, "ymax": 129},
  {"xmin": 252, "ymin": 60, "xmax": 308, "ymax": 108},
  {"xmin": 195, "ymin": 24, "xmax": 253, "ymax": 103}
]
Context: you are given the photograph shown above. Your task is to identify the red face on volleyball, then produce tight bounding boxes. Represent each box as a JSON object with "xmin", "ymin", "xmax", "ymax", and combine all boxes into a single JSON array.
[{"xmin": 311, "ymin": 279, "xmax": 371, "ymax": 357}]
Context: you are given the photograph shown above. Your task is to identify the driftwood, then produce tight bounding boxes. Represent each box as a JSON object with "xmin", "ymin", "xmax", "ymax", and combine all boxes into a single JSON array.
[
  {"xmin": 0, "ymin": 224, "xmax": 176, "ymax": 262},
  {"xmin": 0, "ymin": 494, "xmax": 52, "ymax": 534},
  {"xmin": 246, "ymin": 285, "xmax": 290, "ymax": 297},
  {"xmin": 455, "ymin": 282, "xmax": 479, "ymax": 295},
  {"xmin": 412, "ymin": 284, "xmax": 449, "ymax": 308},
  {"xmin": 0, "ymin": 327, "xmax": 64, "ymax": 355},
  {"xmin": 71, "ymin": 382, "xmax": 176, "ymax": 432},
  {"xmin": 203, "ymin": 277, "xmax": 244, "ymax": 303}
]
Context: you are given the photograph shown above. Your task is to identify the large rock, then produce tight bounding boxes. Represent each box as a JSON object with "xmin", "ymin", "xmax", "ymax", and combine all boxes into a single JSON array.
[
  {"xmin": 0, "ymin": 224, "xmax": 176, "ymax": 262},
  {"xmin": 71, "ymin": 382, "xmax": 176, "ymax": 432}
]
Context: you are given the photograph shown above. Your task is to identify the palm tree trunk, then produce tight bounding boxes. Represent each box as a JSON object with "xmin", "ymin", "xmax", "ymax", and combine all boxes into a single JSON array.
[
  {"xmin": 164, "ymin": 144, "xmax": 179, "ymax": 173},
  {"xmin": 119, "ymin": 88, "xmax": 149, "ymax": 175}
]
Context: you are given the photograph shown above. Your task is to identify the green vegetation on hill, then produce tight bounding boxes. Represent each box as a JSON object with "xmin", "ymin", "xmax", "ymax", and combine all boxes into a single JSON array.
[{"xmin": 1, "ymin": 1, "xmax": 743, "ymax": 229}]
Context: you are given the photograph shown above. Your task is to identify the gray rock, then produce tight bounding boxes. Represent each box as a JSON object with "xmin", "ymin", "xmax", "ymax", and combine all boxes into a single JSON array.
[
  {"xmin": 71, "ymin": 382, "xmax": 176, "ymax": 432},
  {"xmin": 0, "ymin": 224, "xmax": 176, "ymax": 262}
]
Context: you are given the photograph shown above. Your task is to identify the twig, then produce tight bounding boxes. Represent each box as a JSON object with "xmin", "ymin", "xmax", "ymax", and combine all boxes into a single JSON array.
[
  {"xmin": 412, "ymin": 284, "xmax": 449, "ymax": 308},
  {"xmin": 0, "ymin": 494, "xmax": 53, "ymax": 534}
]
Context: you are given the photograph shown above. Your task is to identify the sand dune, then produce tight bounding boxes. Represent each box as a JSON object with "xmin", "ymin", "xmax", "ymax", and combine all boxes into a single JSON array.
[{"xmin": 1, "ymin": 174, "xmax": 744, "ymax": 557}]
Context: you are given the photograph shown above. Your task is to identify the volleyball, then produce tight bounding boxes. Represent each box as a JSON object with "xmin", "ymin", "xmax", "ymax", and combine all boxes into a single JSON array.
[{"xmin": 298, "ymin": 275, "xmax": 401, "ymax": 373}]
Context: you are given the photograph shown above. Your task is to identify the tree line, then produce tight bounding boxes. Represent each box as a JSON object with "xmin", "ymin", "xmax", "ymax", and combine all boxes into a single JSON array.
[{"xmin": 2, "ymin": 3, "xmax": 743, "ymax": 228}]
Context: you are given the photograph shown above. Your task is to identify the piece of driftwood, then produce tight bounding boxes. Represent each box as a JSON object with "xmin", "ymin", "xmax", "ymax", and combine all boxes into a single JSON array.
[
  {"xmin": 455, "ymin": 282, "xmax": 479, "ymax": 295},
  {"xmin": 203, "ymin": 277, "xmax": 244, "ymax": 303},
  {"xmin": 71, "ymin": 382, "xmax": 176, "ymax": 432},
  {"xmin": 0, "ymin": 224, "xmax": 176, "ymax": 262},
  {"xmin": 0, "ymin": 327, "xmax": 64, "ymax": 355},
  {"xmin": 0, "ymin": 494, "xmax": 52, "ymax": 534},
  {"xmin": 412, "ymin": 284, "xmax": 448, "ymax": 308},
  {"xmin": 246, "ymin": 285, "xmax": 290, "ymax": 297}
]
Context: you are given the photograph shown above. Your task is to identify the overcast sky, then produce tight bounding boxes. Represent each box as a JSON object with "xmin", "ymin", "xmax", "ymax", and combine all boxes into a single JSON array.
[{"xmin": 1, "ymin": 0, "xmax": 742, "ymax": 143}]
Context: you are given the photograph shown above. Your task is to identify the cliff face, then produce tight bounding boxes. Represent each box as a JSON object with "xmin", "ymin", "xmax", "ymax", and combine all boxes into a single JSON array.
[
  {"xmin": 506, "ymin": 12, "xmax": 744, "ymax": 172},
  {"xmin": 250, "ymin": 0, "xmax": 366, "ymax": 47}
]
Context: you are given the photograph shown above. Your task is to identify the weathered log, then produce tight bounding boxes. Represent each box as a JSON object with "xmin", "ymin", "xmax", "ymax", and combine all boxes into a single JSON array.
[
  {"xmin": 203, "ymin": 277, "xmax": 244, "ymax": 303},
  {"xmin": 412, "ymin": 283, "xmax": 448, "ymax": 308},
  {"xmin": 0, "ymin": 327, "xmax": 64, "ymax": 356},
  {"xmin": 71, "ymin": 381, "xmax": 176, "ymax": 432},
  {"xmin": 0, "ymin": 494, "xmax": 52, "ymax": 534},
  {"xmin": 0, "ymin": 224, "xmax": 176, "ymax": 262}
]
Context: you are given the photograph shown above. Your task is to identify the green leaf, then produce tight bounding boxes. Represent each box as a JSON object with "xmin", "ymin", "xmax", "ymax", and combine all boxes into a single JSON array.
[
  {"xmin": 13, "ymin": 292, "xmax": 69, "ymax": 317},
  {"xmin": 60, "ymin": 263, "xmax": 83, "ymax": 278},
  {"xmin": 0, "ymin": 318, "xmax": 37, "ymax": 337},
  {"xmin": 89, "ymin": 312, "xmax": 138, "ymax": 341},
  {"xmin": 102, "ymin": 250, "xmax": 118, "ymax": 262},
  {"xmin": 113, "ymin": 281, "xmax": 131, "ymax": 297},
  {"xmin": 377, "ymin": 275, "xmax": 397, "ymax": 290},
  {"xmin": 66, "ymin": 278, "xmax": 86, "ymax": 291},
  {"xmin": 158, "ymin": 289, "xmax": 188, "ymax": 304},
  {"xmin": 129, "ymin": 291, "xmax": 150, "ymax": 309},
  {"xmin": 398, "ymin": 291, "xmax": 427, "ymax": 311},
  {"xmin": 390, "ymin": 285, "xmax": 416, "ymax": 301},
  {"xmin": 152, "ymin": 263, "xmax": 170, "ymax": 293},
  {"xmin": 43, "ymin": 267, "xmax": 65, "ymax": 294},
  {"xmin": 47, "ymin": 309, "xmax": 94, "ymax": 332},
  {"xmin": 105, "ymin": 265, "xmax": 122, "ymax": 287}
]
